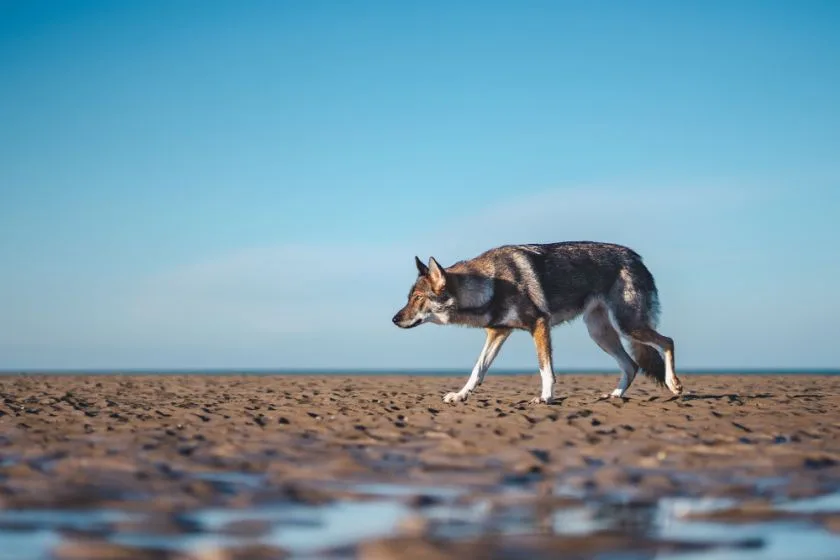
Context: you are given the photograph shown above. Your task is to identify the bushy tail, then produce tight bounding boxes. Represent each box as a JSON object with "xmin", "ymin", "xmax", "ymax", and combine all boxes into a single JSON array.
[{"xmin": 631, "ymin": 342, "xmax": 666, "ymax": 387}]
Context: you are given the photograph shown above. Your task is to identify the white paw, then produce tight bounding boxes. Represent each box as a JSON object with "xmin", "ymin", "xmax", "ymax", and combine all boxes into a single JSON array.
[
  {"xmin": 529, "ymin": 396, "xmax": 555, "ymax": 405},
  {"xmin": 443, "ymin": 392, "xmax": 467, "ymax": 403},
  {"xmin": 610, "ymin": 388, "xmax": 626, "ymax": 398},
  {"xmin": 667, "ymin": 381, "xmax": 683, "ymax": 396}
]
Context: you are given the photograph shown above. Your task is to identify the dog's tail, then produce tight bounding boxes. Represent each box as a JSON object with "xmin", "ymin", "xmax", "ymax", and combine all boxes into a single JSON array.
[{"xmin": 631, "ymin": 342, "xmax": 666, "ymax": 387}]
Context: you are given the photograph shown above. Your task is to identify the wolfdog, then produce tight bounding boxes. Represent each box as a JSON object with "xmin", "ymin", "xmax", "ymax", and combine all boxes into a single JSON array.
[{"xmin": 392, "ymin": 241, "xmax": 683, "ymax": 404}]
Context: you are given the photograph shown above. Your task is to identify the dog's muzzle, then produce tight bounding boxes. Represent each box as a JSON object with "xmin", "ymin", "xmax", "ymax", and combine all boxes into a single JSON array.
[{"xmin": 392, "ymin": 313, "xmax": 421, "ymax": 328}]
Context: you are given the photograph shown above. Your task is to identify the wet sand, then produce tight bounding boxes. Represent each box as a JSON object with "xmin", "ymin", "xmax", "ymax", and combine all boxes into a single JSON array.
[{"xmin": 2, "ymin": 374, "xmax": 840, "ymax": 559}]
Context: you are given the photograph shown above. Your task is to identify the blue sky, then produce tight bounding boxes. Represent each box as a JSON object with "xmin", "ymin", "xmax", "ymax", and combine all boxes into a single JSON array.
[{"xmin": 1, "ymin": 0, "xmax": 838, "ymax": 370}]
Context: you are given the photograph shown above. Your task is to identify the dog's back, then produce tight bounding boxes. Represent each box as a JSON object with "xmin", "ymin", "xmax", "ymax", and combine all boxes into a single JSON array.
[{"xmin": 451, "ymin": 241, "xmax": 658, "ymax": 324}]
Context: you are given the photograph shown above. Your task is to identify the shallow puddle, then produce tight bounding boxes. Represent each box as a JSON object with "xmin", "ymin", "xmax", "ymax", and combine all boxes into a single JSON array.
[
  {"xmin": 0, "ymin": 530, "xmax": 60, "ymax": 560},
  {"xmin": 778, "ymin": 491, "xmax": 840, "ymax": 513},
  {"xmin": 1, "ymin": 477, "xmax": 840, "ymax": 559},
  {"xmin": 0, "ymin": 510, "xmax": 139, "ymax": 560}
]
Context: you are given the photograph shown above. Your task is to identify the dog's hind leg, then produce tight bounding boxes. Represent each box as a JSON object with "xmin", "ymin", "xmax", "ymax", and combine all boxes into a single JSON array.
[
  {"xmin": 608, "ymin": 266, "xmax": 683, "ymax": 396},
  {"xmin": 443, "ymin": 327, "xmax": 511, "ymax": 403},
  {"xmin": 529, "ymin": 317, "xmax": 555, "ymax": 404},
  {"xmin": 625, "ymin": 327, "xmax": 682, "ymax": 395},
  {"xmin": 583, "ymin": 302, "xmax": 639, "ymax": 397}
]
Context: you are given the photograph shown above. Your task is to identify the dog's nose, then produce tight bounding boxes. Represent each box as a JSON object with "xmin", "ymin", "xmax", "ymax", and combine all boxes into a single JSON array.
[{"xmin": 391, "ymin": 315, "xmax": 400, "ymax": 324}]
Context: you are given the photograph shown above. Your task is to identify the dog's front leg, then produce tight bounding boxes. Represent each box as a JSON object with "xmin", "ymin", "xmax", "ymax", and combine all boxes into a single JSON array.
[
  {"xmin": 444, "ymin": 328, "xmax": 511, "ymax": 403},
  {"xmin": 529, "ymin": 317, "xmax": 556, "ymax": 404}
]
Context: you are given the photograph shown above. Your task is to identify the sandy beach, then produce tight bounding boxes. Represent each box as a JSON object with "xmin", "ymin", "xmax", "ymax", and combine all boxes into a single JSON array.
[{"xmin": 2, "ymin": 373, "xmax": 840, "ymax": 559}]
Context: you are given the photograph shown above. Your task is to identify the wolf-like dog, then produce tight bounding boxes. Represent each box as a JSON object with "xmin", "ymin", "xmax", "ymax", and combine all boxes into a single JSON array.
[{"xmin": 392, "ymin": 241, "xmax": 683, "ymax": 404}]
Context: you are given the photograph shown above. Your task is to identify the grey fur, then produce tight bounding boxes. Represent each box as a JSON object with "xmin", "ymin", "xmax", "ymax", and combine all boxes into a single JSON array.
[{"xmin": 392, "ymin": 241, "xmax": 683, "ymax": 402}]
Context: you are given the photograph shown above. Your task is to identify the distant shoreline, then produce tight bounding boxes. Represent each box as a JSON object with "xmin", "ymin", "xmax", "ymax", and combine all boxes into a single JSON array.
[{"xmin": 0, "ymin": 368, "xmax": 838, "ymax": 376}]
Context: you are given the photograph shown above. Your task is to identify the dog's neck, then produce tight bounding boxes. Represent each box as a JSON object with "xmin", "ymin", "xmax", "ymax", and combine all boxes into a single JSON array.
[
  {"xmin": 436, "ymin": 271, "xmax": 493, "ymax": 328},
  {"xmin": 446, "ymin": 302, "xmax": 494, "ymax": 328}
]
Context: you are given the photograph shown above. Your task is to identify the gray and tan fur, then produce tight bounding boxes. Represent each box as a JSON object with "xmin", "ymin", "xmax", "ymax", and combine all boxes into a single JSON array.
[{"xmin": 392, "ymin": 241, "xmax": 683, "ymax": 404}]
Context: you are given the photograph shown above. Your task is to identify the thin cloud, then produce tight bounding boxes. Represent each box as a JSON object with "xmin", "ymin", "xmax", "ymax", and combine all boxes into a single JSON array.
[{"xmin": 125, "ymin": 181, "xmax": 756, "ymax": 345}]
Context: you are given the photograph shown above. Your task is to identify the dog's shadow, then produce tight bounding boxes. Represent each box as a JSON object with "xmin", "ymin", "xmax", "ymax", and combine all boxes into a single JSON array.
[
  {"xmin": 516, "ymin": 397, "xmax": 567, "ymax": 407},
  {"xmin": 589, "ymin": 392, "xmax": 779, "ymax": 404},
  {"xmin": 679, "ymin": 393, "xmax": 775, "ymax": 401}
]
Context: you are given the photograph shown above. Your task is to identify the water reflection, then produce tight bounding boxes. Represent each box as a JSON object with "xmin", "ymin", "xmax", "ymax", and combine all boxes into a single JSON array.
[{"xmin": 0, "ymin": 476, "xmax": 839, "ymax": 559}]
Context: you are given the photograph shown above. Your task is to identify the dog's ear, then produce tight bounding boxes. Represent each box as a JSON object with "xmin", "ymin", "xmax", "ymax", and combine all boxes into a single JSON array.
[
  {"xmin": 415, "ymin": 256, "xmax": 429, "ymax": 277},
  {"xmin": 427, "ymin": 257, "xmax": 447, "ymax": 292}
]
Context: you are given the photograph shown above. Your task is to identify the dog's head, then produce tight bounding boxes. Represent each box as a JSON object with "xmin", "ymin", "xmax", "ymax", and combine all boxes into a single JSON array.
[{"xmin": 392, "ymin": 256, "xmax": 455, "ymax": 328}]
